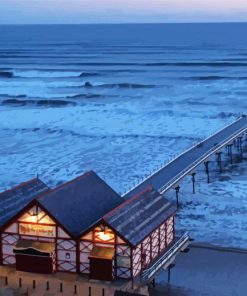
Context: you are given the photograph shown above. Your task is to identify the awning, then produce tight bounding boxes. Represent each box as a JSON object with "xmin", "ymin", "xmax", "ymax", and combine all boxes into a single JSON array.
[
  {"xmin": 89, "ymin": 246, "xmax": 115, "ymax": 260},
  {"xmin": 14, "ymin": 239, "xmax": 55, "ymax": 256}
]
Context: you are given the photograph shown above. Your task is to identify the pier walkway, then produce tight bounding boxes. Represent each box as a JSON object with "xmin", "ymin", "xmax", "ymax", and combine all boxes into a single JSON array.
[{"xmin": 123, "ymin": 114, "xmax": 247, "ymax": 199}]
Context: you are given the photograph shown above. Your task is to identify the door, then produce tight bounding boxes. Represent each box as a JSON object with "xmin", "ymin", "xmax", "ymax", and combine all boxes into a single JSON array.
[
  {"xmin": 15, "ymin": 253, "xmax": 54, "ymax": 274},
  {"xmin": 90, "ymin": 257, "xmax": 113, "ymax": 281},
  {"xmin": 13, "ymin": 239, "xmax": 56, "ymax": 274}
]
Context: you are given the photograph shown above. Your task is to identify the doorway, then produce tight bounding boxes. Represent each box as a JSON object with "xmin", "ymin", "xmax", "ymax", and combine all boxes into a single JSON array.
[{"xmin": 89, "ymin": 246, "xmax": 114, "ymax": 281}]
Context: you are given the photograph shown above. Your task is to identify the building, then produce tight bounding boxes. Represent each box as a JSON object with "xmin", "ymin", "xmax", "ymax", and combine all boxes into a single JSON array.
[{"xmin": 0, "ymin": 171, "xmax": 189, "ymax": 282}]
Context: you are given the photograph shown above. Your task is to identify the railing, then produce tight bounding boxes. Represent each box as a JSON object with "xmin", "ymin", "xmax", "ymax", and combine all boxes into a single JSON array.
[
  {"xmin": 122, "ymin": 113, "xmax": 247, "ymax": 197},
  {"xmin": 141, "ymin": 232, "xmax": 190, "ymax": 281}
]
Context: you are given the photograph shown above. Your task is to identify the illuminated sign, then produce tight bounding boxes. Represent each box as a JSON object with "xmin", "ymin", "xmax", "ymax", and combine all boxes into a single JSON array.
[{"xmin": 19, "ymin": 223, "xmax": 55, "ymax": 237}]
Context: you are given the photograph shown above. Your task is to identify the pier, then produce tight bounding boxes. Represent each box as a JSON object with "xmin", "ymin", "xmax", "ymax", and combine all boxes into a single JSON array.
[{"xmin": 123, "ymin": 114, "xmax": 247, "ymax": 199}]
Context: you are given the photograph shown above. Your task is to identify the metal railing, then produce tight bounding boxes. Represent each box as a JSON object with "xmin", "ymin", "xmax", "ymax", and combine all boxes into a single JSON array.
[{"xmin": 141, "ymin": 232, "xmax": 190, "ymax": 281}]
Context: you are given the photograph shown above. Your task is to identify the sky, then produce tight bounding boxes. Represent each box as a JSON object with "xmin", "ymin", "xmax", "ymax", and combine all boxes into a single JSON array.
[{"xmin": 0, "ymin": 0, "xmax": 247, "ymax": 24}]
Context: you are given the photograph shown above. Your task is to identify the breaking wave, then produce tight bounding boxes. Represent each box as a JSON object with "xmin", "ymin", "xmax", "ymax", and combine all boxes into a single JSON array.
[
  {"xmin": 78, "ymin": 72, "xmax": 100, "ymax": 78},
  {"xmin": 0, "ymin": 71, "xmax": 14, "ymax": 78},
  {"xmin": 2, "ymin": 99, "xmax": 75, "ymax": 107},
  {"xmin": 82, "ymin": 82, "xmax": 156, "ymax": 89},
  {"xmin": 182, "ymin": 76, "xmax": 247, "ymax": 81}
]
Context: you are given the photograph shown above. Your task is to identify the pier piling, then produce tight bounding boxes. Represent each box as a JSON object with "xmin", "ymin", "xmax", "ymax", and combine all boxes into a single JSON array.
[
  {"xmin": 191, "ymin": 173, "xmax": 196, "ymax": 194},
  {"xmin": 204, "ymin": 161, "xmax": 210, "ymax": 183}
]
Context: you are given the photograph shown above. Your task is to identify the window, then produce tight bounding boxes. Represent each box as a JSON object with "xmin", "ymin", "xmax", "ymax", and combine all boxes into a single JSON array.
[{"xmin": 65, "ymin": 253, "xmax": 70, "ymax": 259}]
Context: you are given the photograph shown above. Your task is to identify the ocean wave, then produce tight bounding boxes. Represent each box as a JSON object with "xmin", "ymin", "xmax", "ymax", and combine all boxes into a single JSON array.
[
  {"xmin": 66, "ymin": 94, "xmax": 100, "ymax": 99},
  {"xmin": 182, "ymin": 76, "xmax": 247, "ymax": 81},
  {"xmin": 13, "ymin": 70, "xmax": 82, "ymax": 79},
  {"xmin": 208, "ymin": 112, "xmax": 236, "ymax": 119},
  {"xmin": 82, "ymin": 82, "xmax": 156, "ymax": 89},
  {"xmin": 5, "ymin": 70, "xmax": 100, "ymax": 79},
  {"xmin": 27, "ymin": 61, "xmax": 247, "ymax": 68},
  {"xmin": 1, "ymin": 126, "xmax": 199, "ymax": 143},
  {"xmin": 1, "ymin": 99, "xmax": 75, "ymax": 107},
  {"xmin": 145, "ymin": 62, "xmax": 247, "ymax": 67},
  {"xmin": 0, "ymin": 94, "xmax": 27, "ymax": 99},
  {"xmin": 0, "ymin": 71, "xmax": 14, "ymax": 78},
  {"xmin": 79, "ymin": 72, "xmax": 99, "ymax": 78}
]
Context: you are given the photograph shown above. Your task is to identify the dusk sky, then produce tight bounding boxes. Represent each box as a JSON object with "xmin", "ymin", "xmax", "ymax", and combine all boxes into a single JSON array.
[{"xmin": 0, "ymin": 0, "xmax": 247, "ymax": 24}]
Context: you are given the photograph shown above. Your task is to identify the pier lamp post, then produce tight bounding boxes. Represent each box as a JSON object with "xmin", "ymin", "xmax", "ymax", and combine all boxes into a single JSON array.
[
  {"xmin": 167, "ymin": 263, "xmax": 175, "ymax": 283},
  {"xmin": 175, "ymin": 186, "xmax": 180, "ymax": 209}
]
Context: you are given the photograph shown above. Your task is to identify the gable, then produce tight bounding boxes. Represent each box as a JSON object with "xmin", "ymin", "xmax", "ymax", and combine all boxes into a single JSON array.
[
  {"xmin": 81, "ymin": 220, "xmax": 129, "ymax": 246},
  {"xmin": 0, "ymin": 178, "xmax": 49, "ymax": 227},
  {"xmin": 18, "ymin": 205, "xmax": 55, "ymax": 225},
  {"xmin": 3, "ymin": 202, "xmax": 71, "ymax": 239}
]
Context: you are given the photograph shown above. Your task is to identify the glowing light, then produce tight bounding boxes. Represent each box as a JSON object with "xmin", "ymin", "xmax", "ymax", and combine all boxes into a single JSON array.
[
  {"xmin": 97, "ymin": 231, "xmax": 114, "ymax": 242},
  {"xmin": 25, "ymin": 214, "xmax": 38, "ymax": 223}
]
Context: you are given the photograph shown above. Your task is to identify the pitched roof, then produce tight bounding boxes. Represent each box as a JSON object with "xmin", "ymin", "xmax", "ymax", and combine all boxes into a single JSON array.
[
  {"xmin": 0, "ymin": 178, "xmax": 49, "ymax": 227},
  {"xmin": 38, "ymin": 171, "xmax": 123, "ymax": 237},
  {"xmin": 104, "ymin": 186, "xmax": 177, "ymax": 246}
]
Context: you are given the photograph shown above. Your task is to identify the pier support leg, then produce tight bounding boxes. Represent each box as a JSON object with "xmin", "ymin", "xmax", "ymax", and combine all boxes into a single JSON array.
[
  {"xmin": 191, "ymin": 173, "xmax": 196, "ymax": 194},
  {"xmin": 227, "ymin": 144, "xmax": 233, "ymax": 164},
  {"xmin": 238, "ymin": 136, "xmax": 243, "ymax": 157},
  {"xmin": 152, "ymin": 278, "xmax": 156, "ymax": 288},
  {"xmin": 216, "ymin": 152, "xmax": 222, "ymax": 173},
  {"xmin": 204, "ymin": 161, "xmax": 210, "ymax": 183},
  {"xmin": 175, "ymin": 186, "xmax": 180, "ymax": 209}
]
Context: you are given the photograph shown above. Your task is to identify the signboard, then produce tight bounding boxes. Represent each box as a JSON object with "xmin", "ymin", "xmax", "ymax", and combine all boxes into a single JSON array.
[{"xmin": 19, "ymin": 223, "xmax": 55, "ymax": 238}]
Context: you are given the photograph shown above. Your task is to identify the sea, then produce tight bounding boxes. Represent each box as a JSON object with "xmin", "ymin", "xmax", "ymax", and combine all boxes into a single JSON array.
[{"xmin": 0, "ymin": 23, "xmax": 247, "ymax": 250}]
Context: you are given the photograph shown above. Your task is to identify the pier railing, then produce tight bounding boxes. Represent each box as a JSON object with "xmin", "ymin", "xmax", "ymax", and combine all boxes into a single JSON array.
[{"xmin": 141, "ymin": 232, "xmax": 190, "ymax": 282}]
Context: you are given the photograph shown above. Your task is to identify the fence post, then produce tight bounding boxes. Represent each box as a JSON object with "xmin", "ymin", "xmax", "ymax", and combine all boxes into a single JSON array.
[
  {"xmin": 60, "ymin": 282, "xmax": 63, "ymax": 293},
  {"xmin": 102, "ymin": 288, "xmax": 105, "ymax": 296},
  {"xmin": 74, "ymin": 285, "xmax": 77, "ymax": 295},
  {"xmin": 5, "ymin": 276, "xmax": 8, "ymax": 286},
  {"xmin": 46, "ymin": 281, "xmax": 50, "ymax": 291},
  {"xmin": 19, "ymin": 277, "xmax": 22, "ymax": 288},
  {"xmin": 32, "ymin": 280, "xmax": 36, "ymax": 289},
  {"xmin": 89, "ymin": 286, "xmax": 91, "ymax": 296}
]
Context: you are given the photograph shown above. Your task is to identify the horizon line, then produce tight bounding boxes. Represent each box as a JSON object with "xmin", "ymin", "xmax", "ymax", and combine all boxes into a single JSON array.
[{"xmin": 0, "ymin": 20, "xmax": 247, "ymax": 26}]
